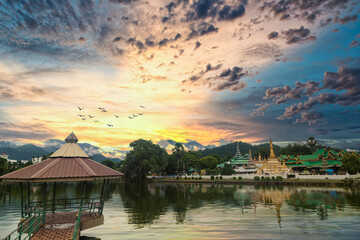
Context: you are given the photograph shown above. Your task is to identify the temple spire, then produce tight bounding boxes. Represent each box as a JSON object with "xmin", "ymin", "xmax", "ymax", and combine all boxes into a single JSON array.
[
  {"xmin": 234, "ymin": 142, "xmax": 241, "ymax": 158},
  {"xmin": 269, "ymin": 137, "xmax": 276, "ymax": 158}
]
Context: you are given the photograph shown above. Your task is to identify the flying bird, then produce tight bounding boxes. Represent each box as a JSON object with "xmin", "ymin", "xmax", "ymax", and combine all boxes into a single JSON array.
[
  {"xmin": 77, "ymin": 114, "xmax": 85, "ymax": 117},
  {"xmin": 88, "ymin": 115, "xmax": 95, "ymax": 118},
  {"xmin": 132, "ymin": 114, "xmax": 138, "ymax": 117},
  {"xmin": 114, "ymin": 115, "xmax": 119, "ymax": 118},
  {"xmin": 140, "ymin": 105, "xmax": 145, "ymax": 108},
  {"xmin": 101, "ymin": 109, "xmax": 107, "ymax": 112},
  {"xmin": 81, "ymin": 118, "xmax": 86, "ymax": 120},
  {"xmin": 77, "ymin": 107, "xmax": 84, "ymax": 110},
  {"xmin": 107, "ymin": 124, "xmax": 113, "ymax": 127},
  {"xmin": 94, "ymin": 120, "xmax": 99, "ymax": 123},
  {"xmin": 128, "ymin": 116, "xmax": 133, "ymax": 119},
  {"xmin": 138, "ymin": 113, "xmax": 144, "ymax": 116}
]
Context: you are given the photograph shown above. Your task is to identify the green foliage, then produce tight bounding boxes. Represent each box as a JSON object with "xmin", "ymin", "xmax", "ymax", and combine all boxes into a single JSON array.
[
  {"xmin": 276, "ymin": 176, "xmax": 283, "ymax": 181},
  {"xmin": 254, "ymin": 176, "xmax": 260, "ymax": 181},
  {"xmin": 0, "ymin": 157, "xmax": 9, "ymax": 175},
  {"xmin": 199, "ymin": 176, "xmax": 202, "ymax": 180},
  {"xmin": 122, "ymin": 139, "xmax": 169, "ymax": 180},
  {"xmin": 265, "ymin": 177, "xmax": 271, "ymax": 181},
  {"xmin": 184, "ymin": 176, "xmax": 187, "ymax": 180},
  {"xmin": 192, "ymin": 177, "xmax": 194, "ymax": 180},
  {"xmin": 271, "ymin": 176, "xmax": 276, "ymax": 181},
  {"xmin": 219, "ymin": 176, "xmax": 223, "ymax": 180},
  {"xmin": 210, "ymin": 175, "xmax": 214, "ymax": 180},
  {"xmin": 221, "ymin": 163, "xmax": 235, "ymax": 175},
  {"xmin": 206, "ymin": 168, "xmax": 219, "ymax": 175},
  {"xmin": 307, "ymin": 137, "xmax": 317, "ymax": 153},
  {"xmin": 216, "ymin": 176, "xmax": 219, "ymax": 180},
  {"xmin": 101, "ymin": 159, "xmax": 117, "ymax": 169},
  {"xmin": 341, "ymin": 154, "xmax": 360, "ymax": 174},
  {"xmin": 280, "ymin": 143, "xmax": 311, "ymax": 156},
  {"xmin": 233, "ymin": 177, "xmax": 236, "ymax": 180},
  {"xmin": 238, "ymin": 176, "xmax": 242, "ymax": 180},
  {"xmin": 198, "ymin": 156, "xmax": 218, "ymax": 169}
]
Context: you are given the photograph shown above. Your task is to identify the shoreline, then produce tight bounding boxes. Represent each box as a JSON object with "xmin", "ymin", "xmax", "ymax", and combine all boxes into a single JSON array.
[{"xmin": 153, "ymin": 178, "xmax": 360, "ymax": 188}]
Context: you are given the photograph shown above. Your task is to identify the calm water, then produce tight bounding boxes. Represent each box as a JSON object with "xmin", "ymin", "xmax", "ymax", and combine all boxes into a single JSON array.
[{"xmin": 0, "ymin": 182, "xmax": 360, "ymax": 240}]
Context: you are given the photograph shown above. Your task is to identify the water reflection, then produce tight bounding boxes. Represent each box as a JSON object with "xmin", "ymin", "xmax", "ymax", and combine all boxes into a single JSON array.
[{"xmin": 1, "ymin": 182, "xmax": 360, "ymax": 239}]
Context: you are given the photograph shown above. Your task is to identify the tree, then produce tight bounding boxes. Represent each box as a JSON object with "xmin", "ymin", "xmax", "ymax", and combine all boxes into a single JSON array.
[
  {"xmin": 198, "ymin": 156, "xmax": 218, "ymax": 169},
  {"xmin": 122, "ymin": 139, "xmax": 169, "ymax": 180},
  {"xmin": 307, "ymin": 137, "xmax": 317, "ymax": 153},
  {"xmin": 221, "ymin": 163, "xmax": 235, "ymax": 175},
  {"xmin": 280, "ymin": 143, "xmax": 312, "ymax": 156},
  {"xmin": 341, "ymin": 154, "xmax": 360, "ymax": 174},
  {"xmin": 172, "ymin": 143, "xmax": 185, "ymax": 175},
  {"xmin": 0, "ymin": 157, "xmax": 9, "ymax": 175},
  {"xmin": 102, "ymin": 159, "xmax": 117, "ymax": 169}
]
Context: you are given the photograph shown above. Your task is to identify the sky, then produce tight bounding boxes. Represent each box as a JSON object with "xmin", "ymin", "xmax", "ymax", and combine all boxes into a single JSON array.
[{"xmin": 0, "ymin": 0, "xmax": 359, "ymax": 156}]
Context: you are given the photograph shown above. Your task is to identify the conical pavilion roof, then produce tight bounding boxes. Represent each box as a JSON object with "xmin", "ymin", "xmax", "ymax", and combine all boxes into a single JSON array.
[{"xmin": 0, "ymin": 132, "xmax": 123, "ymax": 182}]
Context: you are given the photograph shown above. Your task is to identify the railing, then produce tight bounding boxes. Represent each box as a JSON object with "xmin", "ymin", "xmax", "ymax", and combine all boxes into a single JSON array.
[
  {"xmin": 2, "ymin": 208, "xmax": 44, "ymax": 240},
  {"xmin": 72, "ymin": 209, "xmax": 82, "ymax": 240},
  {"xmin": 23, "ymin": 198, "xmax": 102, "ymax": 217}
]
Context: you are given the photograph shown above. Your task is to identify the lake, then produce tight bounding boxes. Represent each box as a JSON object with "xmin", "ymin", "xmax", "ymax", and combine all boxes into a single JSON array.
[{"xmin": 0, "ymin": 182, "xmax": 359, "ymax": 240}]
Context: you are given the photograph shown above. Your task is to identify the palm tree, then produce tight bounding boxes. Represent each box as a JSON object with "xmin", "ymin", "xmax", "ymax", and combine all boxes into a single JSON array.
[
  {"xmin": 172, "ymin": 143, "xmax": 185, "ymax": 176},
  {"xmin": 307, "ymin": 137, "xmax": 317, "ymax": 154}
]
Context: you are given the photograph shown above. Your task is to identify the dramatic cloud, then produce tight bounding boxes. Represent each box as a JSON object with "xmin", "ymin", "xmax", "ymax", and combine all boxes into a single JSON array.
[
  {"xmin": 250, "ymin": 102, "xmax": 269, "ymax": 116},
  {"xmin": 267, "ymin": 31, "xmax": 279, "ymax": 40},
  {"xmin": 281, "ymin": 26, "xmax": 316, "ymax": 44},
  {"xmin": 294, "ymin": 111, "xmax": 324, "ymax": 125},
  {"xmin": 271, "ymin": 67, "xmax": 360, "ymax": 122},
  {"xmin": 334, "ymin": 14, "xmax": 358, "ymax": 24}
]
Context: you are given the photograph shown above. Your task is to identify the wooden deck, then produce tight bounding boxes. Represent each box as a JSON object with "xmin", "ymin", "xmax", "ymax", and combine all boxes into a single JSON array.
[{"xmin": 31, "ymin": 211, "xmax": 102, "ymax": 240}]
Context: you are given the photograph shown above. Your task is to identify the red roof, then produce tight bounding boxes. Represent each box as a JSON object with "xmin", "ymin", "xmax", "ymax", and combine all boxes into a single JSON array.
[{"xmin": 0, "ymin": 157, "xmax": 123, "ymax": 182}]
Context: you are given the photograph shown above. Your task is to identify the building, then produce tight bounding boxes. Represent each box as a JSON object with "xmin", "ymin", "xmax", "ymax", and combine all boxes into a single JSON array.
[
  {"xmin": 0, "ymin": 152, "xmax": 9, "ymax": 160},
  {"xmin": 258, "ymin": 138, "xmax": 290, "ymax": 175},
  {"xmin": 279, "ymin": 148, "xmax": 344, "ymax": 174},
  {"xmin": 217, "ymin": 142, "xmax": 257, "ymax": 173},
  {"xmin": 0, "ymin": 152, "xmax": 19, "ymax": 164},
  {"xmin": 32, "ymin": 156, "xmax": 42, "ymax": 164}
]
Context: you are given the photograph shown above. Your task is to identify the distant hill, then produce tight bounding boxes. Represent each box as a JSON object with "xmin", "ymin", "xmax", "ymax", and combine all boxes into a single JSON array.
[
  {"xmin": 197, "ymin": 141, "xmax": 281, "ymax": 158},
  {"xmin": 0, "ymin": 144, "xmax": 49, "ymax": 161},
  {"xmin": 90, "ymin": 154, "xmax": 122, "ymax": 163},
  {"xmin": 0, "ymin": 143, "xmax": 122, "ymax": 162},
  {"xmin": 157, "ymin": 139, "xmax": 215, "ymax": 151}
]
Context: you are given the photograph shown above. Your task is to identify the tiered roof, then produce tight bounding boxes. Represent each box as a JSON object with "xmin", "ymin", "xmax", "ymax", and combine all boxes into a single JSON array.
[{"xmin": 282, "ymin": 148, "xmax": 344, "ymax": 169}]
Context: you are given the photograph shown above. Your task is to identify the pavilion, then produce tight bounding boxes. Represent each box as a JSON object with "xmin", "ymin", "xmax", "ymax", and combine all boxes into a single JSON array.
[{"xmin": 0, "ymin": 132, "xmax": 123, "ymax": 240}]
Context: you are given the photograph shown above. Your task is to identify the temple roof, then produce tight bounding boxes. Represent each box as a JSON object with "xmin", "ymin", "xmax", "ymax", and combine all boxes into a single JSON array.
[{"xmin": 0, "ymin": 132, "xmax": 123, "ymax": 182}]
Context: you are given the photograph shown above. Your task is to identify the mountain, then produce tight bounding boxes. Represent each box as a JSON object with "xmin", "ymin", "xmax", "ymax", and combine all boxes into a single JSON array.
[
  {"xmin": 90, "ymin": 154, "xmax": 122, "ymax": 163},
  {"xmin": 0, "ymin": 142, "xmax": 123, "ymax": 162},
  {"xmin": 0, "ymin": 144, "xmax": 49, "ymax": 161},
  {"xmin": 157, "ymin": 139, "xmax": 215, "ymax": 151}
]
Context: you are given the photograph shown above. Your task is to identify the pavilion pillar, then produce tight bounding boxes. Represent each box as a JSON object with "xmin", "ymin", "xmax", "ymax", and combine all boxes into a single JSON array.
[
  {"xmin": 100, "ymin": 179, "xmax": 110, "ymax": 216},
  {"xmin": 19, "ymin": 183, "xmax": 24, "ymax": 219},
  {"xmin": 52, "ymin": 182, "xmax": 56, "ymax": 213},
  {"xmin": 79, "ymin": 181, "xmax": 87, "ymax": 213},
  {"xmin": 42, "ymin": 182, "xmax": 46, "ymax": 224},
  {"xmin": 27, "ymin": 182, "xmax": 30, "ymax": 217}
]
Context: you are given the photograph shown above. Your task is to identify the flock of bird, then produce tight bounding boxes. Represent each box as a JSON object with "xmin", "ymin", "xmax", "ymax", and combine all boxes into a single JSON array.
[{"xmin": 76, "ymin": 105, "xmax": 146, "ymax": 127}]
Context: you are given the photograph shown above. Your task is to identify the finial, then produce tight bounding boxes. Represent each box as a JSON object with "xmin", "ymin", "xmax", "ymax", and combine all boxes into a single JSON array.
[{"xmin": 65, "ymin": 132, "xmax": 78, "ymax": 143}]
